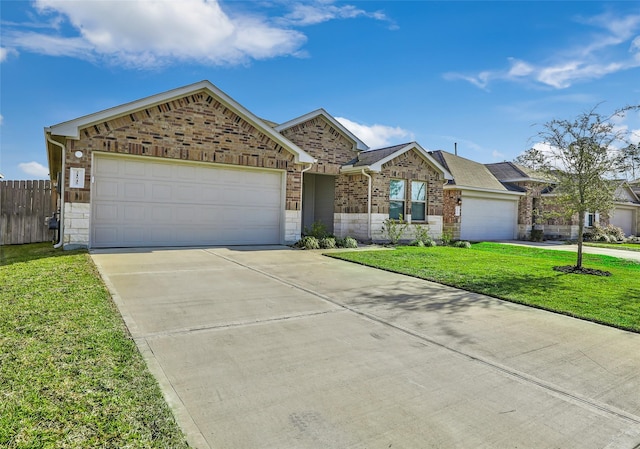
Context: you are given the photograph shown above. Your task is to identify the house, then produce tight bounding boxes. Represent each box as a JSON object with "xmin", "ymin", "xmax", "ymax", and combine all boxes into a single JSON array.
[
  {"xmin": 429, "ymin": 151, "xmax": 524, "ymax": 241},
  {"xmin": 45, "ymin": 80, "xmax": 451, "ymax": 249},
  {"xmin": 487, "ymin": 162, "xmax": 640, "ymax": 238},
  {"xmin": 609, "ymin": 182, "xmax": 640, "ymax": 236}
]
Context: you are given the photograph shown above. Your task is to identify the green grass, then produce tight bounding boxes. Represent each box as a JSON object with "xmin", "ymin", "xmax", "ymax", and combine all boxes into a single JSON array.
[
  {"xmin": 0, "ymin": 243, "xmax": 189, "ymax": 448},
  {"xmin": 584, "ymin": 241, "xmax": 640, "ymax": 252},
  {"xmin": 328, "ymin": 243, "xmax": 640, "ymax": 332}
]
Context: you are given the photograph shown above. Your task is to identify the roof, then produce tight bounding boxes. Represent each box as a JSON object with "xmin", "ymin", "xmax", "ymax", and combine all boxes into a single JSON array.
[
  {"xmin": 430, "ymin": 151, "xmax": 508, "ymax": 191},
  {"xmin": 45, "ymin": 80, "xmax": 315, "ymax": 164},
  {"xmin": 274, "ymin": 108, "xmax": 369, "ymax": 151},
  {"xmin": 342, "ymin": 142, "xmax": 453, "ymax": 179},
  {"xmin": 485, "ymin": 161, "xmax": 550, "ymax": 182}
]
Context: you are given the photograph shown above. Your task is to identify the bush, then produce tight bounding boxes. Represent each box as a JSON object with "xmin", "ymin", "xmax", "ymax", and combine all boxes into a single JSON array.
[
  {"xmin": 304, "ymin": 221, "xmax": 329, "ymax": 239},
  {"xmin": 341, "ymin": 237, "xmax": 358, "ymax": 248},
  {"xmin": 413, "ymin": 224, "xmax": 433, "ymax": 246},
  {"xmin": 411, "ymin": 239, "xmax": 425, "ymax": 247},
  {"xmin": 584, "ymin": 223, "xmax": 625, "ymax": 242},
  {"xmin": 381, "ymin": 216, "xmax": 408, "ymax": 245},
  {"xmin": 441, "ymin": 230, "xmax": 453, "ymax": 246},
  {"xmin": 453, "ymin": 240, "xmax": 471, "ymax": 248},
  {"xmin": 319, "ymin": 237, "xmax": 336, "ymax": 249},
  {"xmin": 296, "ymin": 236, "xmax": 320, "ymax": 249}
]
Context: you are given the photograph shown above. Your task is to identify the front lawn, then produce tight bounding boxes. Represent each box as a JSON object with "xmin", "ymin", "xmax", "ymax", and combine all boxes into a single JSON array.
[
  {"xmin": 0, "ymin": 243, "xmax": 189, "ymax": 448},
  {"xmin": 328, "ymin": 243, "xmax": 640, "ymax": 332}
]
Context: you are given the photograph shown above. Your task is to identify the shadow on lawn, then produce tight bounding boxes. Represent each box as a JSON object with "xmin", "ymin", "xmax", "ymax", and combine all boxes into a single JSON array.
[{"xmin": 0, "ymin": 243, "xmax": 85, "ymax": 267}]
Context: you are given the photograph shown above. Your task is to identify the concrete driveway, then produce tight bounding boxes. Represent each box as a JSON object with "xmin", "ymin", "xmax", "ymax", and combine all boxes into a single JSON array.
[{"xmin": 91, "ymin": 246, "xmax": 640, "ymax": 449}]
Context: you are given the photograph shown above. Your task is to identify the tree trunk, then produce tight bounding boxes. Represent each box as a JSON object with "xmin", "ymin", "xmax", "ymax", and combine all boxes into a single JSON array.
[{"xmin": 576, "ymin": 213, "xmax": 584, "ymax": 269}]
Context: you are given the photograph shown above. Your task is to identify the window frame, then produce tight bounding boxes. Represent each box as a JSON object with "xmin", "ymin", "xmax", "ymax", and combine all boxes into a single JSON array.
[
  {"xmin": 410, "ymin": 180, "xmax": 427, "ymax": 222},
  {"xmin": 389, "ymin": 179, "xmax": 406, "ymax": 220}
]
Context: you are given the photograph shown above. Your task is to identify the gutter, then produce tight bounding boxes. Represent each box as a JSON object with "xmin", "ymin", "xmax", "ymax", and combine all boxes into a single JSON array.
[
  {"xmin": 361, "ymin": 169, "xmax": 372, "ymax": 240},
  {"xmin": 46, "ymin": 135, "xmax": 66, "ymax": 249}
]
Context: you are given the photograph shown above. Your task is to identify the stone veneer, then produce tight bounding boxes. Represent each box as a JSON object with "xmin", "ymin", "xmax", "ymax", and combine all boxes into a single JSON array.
[{"xmin": 62, "ymin": 202, "xmax": 90, "ymax": 249}]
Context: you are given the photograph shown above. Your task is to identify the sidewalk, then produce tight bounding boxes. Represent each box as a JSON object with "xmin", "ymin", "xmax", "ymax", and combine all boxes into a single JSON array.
[{"xmin": 501, "ymin": 240, "xmax": 640, "ymax": 262}]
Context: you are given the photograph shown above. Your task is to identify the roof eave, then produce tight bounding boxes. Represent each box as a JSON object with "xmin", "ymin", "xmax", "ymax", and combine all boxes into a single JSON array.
[{"xmin": 444, "ymin": 184, "xmax": 525, "ymax": 196}]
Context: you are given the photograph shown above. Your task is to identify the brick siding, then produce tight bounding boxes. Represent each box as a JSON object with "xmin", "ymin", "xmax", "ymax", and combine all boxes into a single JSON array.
[
  {"xmin": 64, "ymin": 90, "xmax": 303, "ymax": 210},
  {"xmin": 280, "ymin": 116, "xmax": 359, "ymax": 175}
]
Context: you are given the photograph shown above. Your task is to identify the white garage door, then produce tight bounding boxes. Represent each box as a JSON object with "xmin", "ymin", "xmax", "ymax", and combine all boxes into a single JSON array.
[
  {"xmin": 610, "ymin": 208, "xmax": 633, "ymax": 236},
  {"xmin": 460, "ymin": 196, "xmax": 518, "ymax": 241},
  {"xmin": 91, "ymin": 155, "xmax": 283, "ymax": 248}
]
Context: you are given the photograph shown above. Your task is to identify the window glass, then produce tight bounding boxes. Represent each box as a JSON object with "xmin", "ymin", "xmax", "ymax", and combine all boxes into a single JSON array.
[
  {"xmin": 389, "ymin": 180, "xmax": 405, "ymax": 219},
  {"xmin": 411, "ymin": 181, "xmax": 425, "ymax": 201},
  {"xmin": 389, "ymin": 201, "xmax": 404, "ymax": 220},
  {"xmin": 411, "ymin": 181, "xmax": 426, "ymax": 221},
  {"xmin": 411, "ymin": 202, "xmax": 425, "ymax": 221},
  {"xmin": 390, "ymin": 179, "xmax": 405, "ymax": 200}
]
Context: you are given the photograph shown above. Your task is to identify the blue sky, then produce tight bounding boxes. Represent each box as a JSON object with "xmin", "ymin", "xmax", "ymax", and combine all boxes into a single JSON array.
[{"xmin": 1, "ymin": 0, "xmax": 640, "ymax": 180}]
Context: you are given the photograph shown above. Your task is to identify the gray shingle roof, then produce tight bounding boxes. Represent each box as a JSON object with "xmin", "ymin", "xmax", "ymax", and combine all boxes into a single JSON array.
[
  {"xmin": 486, "ymin": 161, "xmax": 552, "ymax": 182},
  {"xmin": 347, "ymin": 143, "xmax": 413, "ymax": 167},
  {"xmin": 429, "ymin": 150, "xmax": 507, "ymax": 191}
]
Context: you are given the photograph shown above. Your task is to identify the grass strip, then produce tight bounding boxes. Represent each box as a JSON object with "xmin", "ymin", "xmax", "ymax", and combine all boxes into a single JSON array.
[
  {"xmin": 0, "ymin": 243, "xmax": 189, "ymax": 448},
  {"xmin": 328, "ymin": 242, "xmax": 640, "ymax": 332}
]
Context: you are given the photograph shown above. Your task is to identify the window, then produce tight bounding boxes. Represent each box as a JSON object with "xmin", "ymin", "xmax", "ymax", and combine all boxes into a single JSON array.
[
  {"xmin": 411, "ymin": 181, "xmax": 426, "ymax": 221},
  {"xmin": 586, "ymin": 212, "xmax": 599, "ymax": 227},
  {"xmin": 389, "ymin": 179, "xmax": 405, "ymax": 220}
]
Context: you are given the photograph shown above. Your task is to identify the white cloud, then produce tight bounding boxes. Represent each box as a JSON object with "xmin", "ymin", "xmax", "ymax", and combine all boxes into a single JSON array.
[
  {"xmin": 283, "ymin": 3, "xmax": 393, "ymax": 28},
  {"xmin": 19, "ymin": 161, "xmax": 49, "ymax": 178},
  {"xmin": 447, "ymin": 12, "xmax": 640, "ymax": 90},
  {"xmin": 491, "ymin": 150, "xmax": 506, "ymax": 160},
  {"xmin": 335, "ymin": 117, "xmax": 413, "ymax": 149},
  {"xmin": 0, "ymin": 114, "xmax": 3, "ymax": 125},
  {"xmin": 0, "ymin": 46, "xmax": 18, "ymax": 62},
  {"xmin": 1, "ymin": 0, "xmax": 392, "ymax": 68},
  {"xmin": 3, "ymin": 0, "xmax": 306, "ymax": 67}
]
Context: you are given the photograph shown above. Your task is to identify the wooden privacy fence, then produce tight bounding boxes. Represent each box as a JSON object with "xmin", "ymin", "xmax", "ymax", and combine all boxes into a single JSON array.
[{"xmin": 1, "ymin": 180, "xmax": 54, "ymax": 245}]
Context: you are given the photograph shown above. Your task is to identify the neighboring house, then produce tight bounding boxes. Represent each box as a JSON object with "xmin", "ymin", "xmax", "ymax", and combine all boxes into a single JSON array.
[
  {"xmin": 487, "ymin": 163, "xmax": 640, "ymax": 238},
  {"xmin": 45, "ymin": 80, "xmax": 451, "ymax": 249},
  {"xmin": 430, "ymin": 151, "xmax": 524, "ymax": 241},
  {"xmin": 609, "ymin": 182, "xmax": 640, "ymax": 236},
  {"xmin": 485, "ymin": 162, "xmax": 550, "ymax": 239}
]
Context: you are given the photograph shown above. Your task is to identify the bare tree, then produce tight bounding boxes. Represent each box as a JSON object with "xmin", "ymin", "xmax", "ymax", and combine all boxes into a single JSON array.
[{"xmin": 518, "ymin": 105, "xmax": 639, "ymax": 270}]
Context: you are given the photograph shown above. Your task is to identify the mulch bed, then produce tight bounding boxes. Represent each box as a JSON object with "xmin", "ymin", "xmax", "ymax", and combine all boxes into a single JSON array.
[{"xmin": 553, "ymin": 265, "xmax": 612, "ymax": 276}]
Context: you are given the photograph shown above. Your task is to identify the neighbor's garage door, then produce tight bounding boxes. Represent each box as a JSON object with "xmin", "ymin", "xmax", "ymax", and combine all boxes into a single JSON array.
[
  {"xmin": 91, "ymin": 154, "xmax": 283, "ymax": 248},
  {"xmin": 460, "ymin": 196, "xmax": 518, "ymax": 241},
  {"xmin": 610, "ymin": 208, "xmax": 634, "ymax": 236}
]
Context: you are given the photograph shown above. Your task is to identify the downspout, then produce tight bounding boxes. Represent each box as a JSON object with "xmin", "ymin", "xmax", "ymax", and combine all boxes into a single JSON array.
[
  {"xmin": 361, "ymin": 169, "xmax": 372, "ymax": 240},
  {"xmin": 47, "ymin": 135, "xmax": 66, "ymax": 249}
]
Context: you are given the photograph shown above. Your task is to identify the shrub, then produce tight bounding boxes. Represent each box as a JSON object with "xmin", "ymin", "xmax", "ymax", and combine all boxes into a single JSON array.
[
  {"xmin": 453, "ymin": 240, "xmax": 471, "ymax": 248},
  {"xmin": 319, "ymin": 237, "xmax": 337, "ymax": 249},
  {"xmin": 413, "ymin": 224, "xmax": 433, "ymax": 246},
  {"xmin": 425, "ymin": 240, "xmax": 437, "ymax": 247},
  {"xmin": 584, "ymin": 223, "xmax": 625, "ymax": 242},
  {"xmin": 411, "ymin": 239, "xmax": 425, "ymax": 247},
  {"xmin": 296, "ymin": 236, "xmax": 320, "ymax": 249},
  {"xmin": 304, "ymin": 221, "xmax": 329, "ymax": 239},
  {"xmin": 381, "ymin": 216, "xmax": 408, "ymax": 245},
  {"xmin": 441, "ymin": 230, "xmax": 453, "ymax": 246},
  {"xmin": 342, "ymin": 237, "xmax": 358, "ymax": 248}
]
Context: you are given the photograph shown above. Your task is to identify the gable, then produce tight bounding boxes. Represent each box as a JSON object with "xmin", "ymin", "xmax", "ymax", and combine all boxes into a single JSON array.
[
  {"xmin": 615, "ymin": 184, "xmax": 640, "ymax": 203},
  {"xmin": 279, "ymin": 115, "xmax": 360, "ymax": 174},
  {"xmin": 71, "ymin": 92, "xmax": 298, "ymax": 169},
  {"xmin": 46, "ymin": 80, "xmax": 314, "ymax": 165}
]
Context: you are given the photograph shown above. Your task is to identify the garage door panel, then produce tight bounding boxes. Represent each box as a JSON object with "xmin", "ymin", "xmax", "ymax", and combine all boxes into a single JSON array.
[
  {"xmin": 92, "ymin": 155, "xmax": 283, "ymax": 247},
  {"xmin": 610, "ymin": 209, "xmax": 633, "ymax": 236},
  {"xmin": 461, "ymin": 197, "xmax": 517, "ymax": 241}
]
